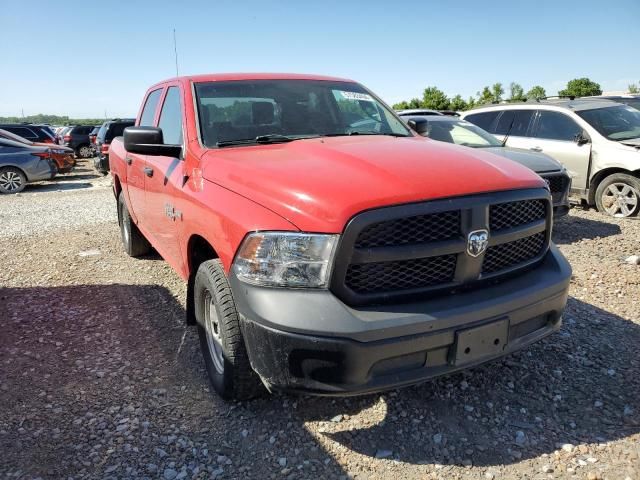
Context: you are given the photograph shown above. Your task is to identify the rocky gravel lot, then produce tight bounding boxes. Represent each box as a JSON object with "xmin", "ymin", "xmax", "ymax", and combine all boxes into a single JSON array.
[{"xmin": 1, "ymin": 160, "xmax": 639, "ymax": 480}]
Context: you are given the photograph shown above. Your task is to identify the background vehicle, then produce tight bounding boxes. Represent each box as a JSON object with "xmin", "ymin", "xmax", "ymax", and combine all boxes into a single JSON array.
[
  {"xmin": 405, "ymin": 115, "xmax": 571, "ymax": 217},
  {"xmin": 0, "ymin": 128, "xmax": 75, "ymax": 173},
  {"xmin": 89, "ymin": 126, "xmax": 100, "ymax": 147},
  {"xmin": 61, "ymin": 125, "xmax": 97, "ymax": 158},
  {"xmin": 94, "ymin": 119, "xmax": 134, "ymax": 174},
  {"xmin": 0, "ymin": 137, "xmax": 56, "ymax": 193},
  {"xmin": 0, "ymin": 124, "xmax": 57, "ymax": 144},
  {"xmin": 589, "ymin": 94, "xmax": 640, "ymax": 111},
  {"xmin": 396, "ymin": 109, "xmax": 443, "ymax": 117},
  {"xmin": 461, "ymin": 99, "xmax": 640, "ymax": 217},
  {"xmin": 109, "ymin": 73, "xmax": 570, "ymax": 401}
]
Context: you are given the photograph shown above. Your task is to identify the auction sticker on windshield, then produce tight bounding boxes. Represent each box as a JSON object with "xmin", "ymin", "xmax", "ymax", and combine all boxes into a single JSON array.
[{"xmin": 339, "ymin": 91, "xmax": 374, "ymax": 102}]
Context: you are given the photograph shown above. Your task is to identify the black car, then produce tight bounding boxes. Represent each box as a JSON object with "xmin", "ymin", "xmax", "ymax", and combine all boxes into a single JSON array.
[
  {"xmin": 405, "ymin": 115, "xmax": 571, "ymax": 217},
  {"xmin": 94, "ymin": 119, "xmax": 135, "ymax": 174},
  {"xmin": 0, "ymin": 124, "xmax": 57, "ymax": 145},
  {"xmin": 593, "ymin": 95, "xmax": 640, "ymax": 111},
  {"xmin": 0, "ymin": 137, "xmax": 56, "ymax": 193},
  {"xmin": 62, "ymin": 125, "xmax": 99, "ymax": 158}
]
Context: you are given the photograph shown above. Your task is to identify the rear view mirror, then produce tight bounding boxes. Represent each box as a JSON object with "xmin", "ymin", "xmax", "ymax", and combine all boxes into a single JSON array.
[
  {"xmin": 124, "ymin": 126, "xmax": 182, "ymax": 157},
  {"xmin": 407, "ymin": 118, "xmax": 429, "ymax": 136}
]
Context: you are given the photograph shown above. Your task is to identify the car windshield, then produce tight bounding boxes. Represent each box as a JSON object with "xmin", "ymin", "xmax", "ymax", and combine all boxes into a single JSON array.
[
  {"xmin": 577, "ymin": 105, "xmax": 640, "ymax": 141},
  {"xmin": 423, "ymin": 120, "xmax": 502, "ymax": 147},
  {"xmin": 194, "ymin": 79, "xmax": 411, "ymax": 147}
]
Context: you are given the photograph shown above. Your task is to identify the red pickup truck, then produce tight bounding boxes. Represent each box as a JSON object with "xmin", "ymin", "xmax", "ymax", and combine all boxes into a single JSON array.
[{"xmin": 110, "ymin": 73, "xmax": 571, "ymax": 400}]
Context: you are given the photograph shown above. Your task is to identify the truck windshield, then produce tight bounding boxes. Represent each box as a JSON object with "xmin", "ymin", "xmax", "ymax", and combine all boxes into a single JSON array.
[
  {"xmin": 194, "ymin": 80, "xmax": 411, "ymax": 147},
  {"xmin": 577, "ymin": 105, "xmax": 640, "ymax": 141},
  {"xmin": 422, "ymin": 119, "xmax": 502, "ymax": 147}
]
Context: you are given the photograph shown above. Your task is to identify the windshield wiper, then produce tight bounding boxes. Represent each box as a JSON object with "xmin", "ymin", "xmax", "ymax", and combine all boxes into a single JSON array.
[
  {"xmin": 216, "ymin": 134, "xmax": 297, "ymax": 147},
  {"xmin": 321, "ymin": 132, "xmax": 409, "ymax": 138}
]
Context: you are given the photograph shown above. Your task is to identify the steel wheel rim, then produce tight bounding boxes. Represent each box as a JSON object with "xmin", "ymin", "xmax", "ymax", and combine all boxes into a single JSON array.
[
  {"xmin": 121, "ymin": 205, "xmax": 131, "ymax": 245},
  {"xmin": 602, "ymin": 182, "xmax": 639, "ymax": 217},
  {"xmin": 0, "ymin": 171, "xmax": 23, "ymax": 192},
  {"xmin": 203, "ymin": 291, "xmax": 224, "ymax": 373}
]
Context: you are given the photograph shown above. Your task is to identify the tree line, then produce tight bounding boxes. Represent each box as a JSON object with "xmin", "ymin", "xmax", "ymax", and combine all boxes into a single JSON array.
[
  {"xmin": 392, "ymin": 77, "xmax": 632, "ymax": 112},
  {"xmin": 0, "ymin": 114, "xmax": 106, "ymax": 126}
]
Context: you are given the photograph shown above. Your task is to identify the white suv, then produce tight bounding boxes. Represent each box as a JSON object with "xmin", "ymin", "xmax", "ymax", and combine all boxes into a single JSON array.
[{"xmin": 461, "ymin": 99, "xmax": 640, "ymax": 217}]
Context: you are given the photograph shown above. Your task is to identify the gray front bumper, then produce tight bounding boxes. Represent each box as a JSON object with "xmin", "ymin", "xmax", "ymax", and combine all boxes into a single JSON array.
[{"xmin": 231, "ymin": 244, "xmax": 571, "ymax": 394}]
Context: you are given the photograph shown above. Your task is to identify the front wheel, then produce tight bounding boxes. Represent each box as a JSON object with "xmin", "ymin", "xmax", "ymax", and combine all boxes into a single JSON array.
[
  {"xmin": 595, "ymin": 173, "xmax": 640, "ymax": 217},
  {"xmin": 0, "ymin": 167, "xmax": 26, "ymax": 194},
  {"xmin": 194, "ymin": 259, "xmax": 263, "ymax": 400}
]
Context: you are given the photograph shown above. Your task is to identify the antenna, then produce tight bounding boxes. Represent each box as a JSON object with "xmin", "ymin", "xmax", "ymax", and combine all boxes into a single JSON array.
[{"xmin": 173, "ymin": 28, "xmax": 179, "ymax": 77}]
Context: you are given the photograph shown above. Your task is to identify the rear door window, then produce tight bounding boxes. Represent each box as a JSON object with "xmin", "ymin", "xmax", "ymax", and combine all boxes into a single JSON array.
[
  {"xmin": 464, "ymin": 111, "xmax": 500, "ymax": 132},
  {"xmin": 494, "ymin": 110, "xmax": 535, "ymax": 136},
  {"xmin": 5, "ymin": 126, "xmax": 38, "ymax": 140},
  {"xmin": 139, "ymin": 89, "xmax": 163, "ymax": 126},
  {"xmin": 534, "ymin": 111, "xmax": 582, "ymax": 141}
]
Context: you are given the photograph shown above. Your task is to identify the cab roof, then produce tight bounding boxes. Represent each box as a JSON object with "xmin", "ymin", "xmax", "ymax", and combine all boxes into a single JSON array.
[
  {"xmin": 469, "ymin": 97, "xmax": 622, "ymax": 112},
  {"xmin": 149, "ymin": 73, "xmax": 355, "ymax": 90}
]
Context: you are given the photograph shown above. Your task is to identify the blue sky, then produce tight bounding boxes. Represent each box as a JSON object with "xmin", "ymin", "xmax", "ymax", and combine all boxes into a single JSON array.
[{"xmin": 1, "ymin": 0, "xmax": 638, "ymax": 118}]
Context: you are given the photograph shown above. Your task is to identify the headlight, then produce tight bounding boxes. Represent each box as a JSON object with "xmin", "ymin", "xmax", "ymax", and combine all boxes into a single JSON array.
[{"xmin": 233, "ymin": 232, "xmax": 339, "ymax": 288}]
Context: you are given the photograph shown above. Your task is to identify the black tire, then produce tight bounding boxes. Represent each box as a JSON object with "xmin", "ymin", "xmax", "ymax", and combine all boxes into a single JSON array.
[
  {"xmin": 117, "ymin": 192, "xmax": 150, "ymax": 257},
  {"xmin": 0, "ymin": 167, "xmax": 26, "ymax": 194},
  {"xmin": 594, "ymin": 173, "xmax": 640, "ymax": 218},
  {"xmin": 194, "ymin": 259, "xmax": 263, "ymax": 400}
]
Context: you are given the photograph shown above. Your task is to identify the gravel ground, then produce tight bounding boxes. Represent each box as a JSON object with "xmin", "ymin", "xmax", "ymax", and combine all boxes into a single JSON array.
[{"xmin": 1, "ymin": 160, "xmax": 639, "ymax": 480}]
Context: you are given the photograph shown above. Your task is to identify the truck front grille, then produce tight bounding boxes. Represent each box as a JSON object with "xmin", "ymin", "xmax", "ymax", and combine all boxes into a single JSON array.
[
  {"xmin": 355, "ymin": 210, "xmax": 460, "ymax": 248},
  {"xmin": 345, "ymin": 254, "xmax": 457, "ymax": 293},
  {"xmin": 482, "ymin": 232, "xmax": 546, "ymax": 274},
  {"xmin": 331, "ymin": 189, "xmax": 552, "ymax": 306}
]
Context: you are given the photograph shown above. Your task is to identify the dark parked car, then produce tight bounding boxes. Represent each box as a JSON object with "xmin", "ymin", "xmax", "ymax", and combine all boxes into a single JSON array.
[
  {"xmin": 89, "ymin": 126, "xmax": 101, "ymax": 147},
  {"xmin": 406, "ymin": 115, "xmax": 571, "ymax": 217},
  {"xmin": 0, "ymin": 137, "xmax": 56, "ymax": 193},
  {"xmin": 0, "ymin": 124, "xmax": 57, "ymax": 144},
  {"xmin": 592, "ymin": 94, "xmax": 640, "ymax": 111},
  {"xmin": 94, "ymin": 119, "xmax": 135, "ymax": 174},
  {"xmin": 62, "ymin": 125, "xmax": 99, "ymax": 158}
]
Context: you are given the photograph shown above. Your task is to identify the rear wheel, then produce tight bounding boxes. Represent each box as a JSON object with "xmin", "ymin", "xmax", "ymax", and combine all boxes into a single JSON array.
[
  {"xmin": 117, "ymin": 192, "xmax": 150, "ymax": 256},
  {"xmin": 194, "ymin": 259, "xmax": 263, "ymax": 400},
  {"xmin": 0, "ymin": 167, "xmax": 26, "ymax": 194},
  {"xmin": 77, "ymin": 144, "xmax": 93, "ymax": 158},
  {"xmin": 595, "ymin": 173, "xmax": 640, "ymax": 217}
]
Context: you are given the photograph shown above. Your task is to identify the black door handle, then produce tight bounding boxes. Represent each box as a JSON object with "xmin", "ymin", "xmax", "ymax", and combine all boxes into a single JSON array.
[
  {"xmin": 143, "ymin": 167, "xmax": 154, "ymax": 177},
  {"xmin": 125, "ymin": 156, "xmax": 132, "ymax": 165}
]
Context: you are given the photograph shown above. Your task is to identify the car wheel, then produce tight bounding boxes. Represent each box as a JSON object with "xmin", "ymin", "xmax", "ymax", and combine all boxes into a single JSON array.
[
  {"xmin": 117, "ymin": 192, "xmax": 150, "ymax": 256},
  {"xmin": 0, "ymin": 167, "xmax": 26, "ymax": 194},
  {"xmin": 78, "ymin": 145, "xmax": 93, "ymax": 158},
  {"xmin": 595, "ymin": 173, "xmax": 640, "ymax": 218},
  {"xmin": 194, "ymin": 259, "xmax": 263, "ymax": 400}
]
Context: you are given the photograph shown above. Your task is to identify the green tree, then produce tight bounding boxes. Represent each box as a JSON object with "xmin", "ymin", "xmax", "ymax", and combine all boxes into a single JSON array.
[
  {"xmin": 408, "ymin": 98, "xmax": 422, "ymax": 109},
  {"xmin": 509, "ymin": 82, "xmax": 526, "ymax": 102},
  {"xmin": 491, "ymin": 83, "xmax": 504, "ymax": 103},
  {"xmin": 477, "ymin": 86, "xmax": 493, "ymax": 104},
  {"xmin": 558, "ymin": 77, "xmax": 602, "ymax": 97},
  {"xmin": 421, "ymin": 86, "xmax": 450, "ymax": 110},
  {"xmin": 393, "ymin": 100, "xmax": 410, "ymax": 110},
  {"xmin": 467, "ymin": 96, "xmax": 477, "ymax": 109},
  {"xmin": 449, "ymin": 94, "xmax": 468, "ymax": 111},
  {"xmin": 526, "ymin": 85, "xmax": 546, "ymax": 100},
  {"xmin": 629, "ymin": 83, "xmax": 639, "ymax": 94}
]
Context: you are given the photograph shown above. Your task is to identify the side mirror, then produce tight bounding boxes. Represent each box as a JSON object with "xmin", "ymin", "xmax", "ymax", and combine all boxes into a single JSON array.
[
  {"xmin": 575, "ymin": 131, "xmax": 590, "ymax": 146},
  {"xmin": 407, "ymin": 118, "xmax": 429, "ymax": 136},
  {"xmin": 124, "ymin": 126, "xmax": 182, "ymax": 157}
]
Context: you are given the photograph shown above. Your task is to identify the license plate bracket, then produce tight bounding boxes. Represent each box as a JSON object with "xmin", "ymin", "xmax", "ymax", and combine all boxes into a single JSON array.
[{"xmin": 452, "ymin": 319, "xmax": 509, "ymax": 366}]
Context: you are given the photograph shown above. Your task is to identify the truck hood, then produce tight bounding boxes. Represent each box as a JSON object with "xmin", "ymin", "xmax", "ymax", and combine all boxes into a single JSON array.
[
  {"xmin": 200, "ymin": 136, "xmax": 545, "ymax": 232},
  {"xmin": 481, "ymin": 146, "xmax": 563, "ymax": 173}
]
